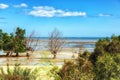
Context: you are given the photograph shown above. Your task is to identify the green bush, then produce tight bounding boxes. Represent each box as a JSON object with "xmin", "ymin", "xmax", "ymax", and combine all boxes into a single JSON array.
[
  {"xmin": 94, "ymin": 54, "xmax": 120, "ymax": 80},
  {"xmin": 55, "ymin": 35, "xmax": 120, "ymax": 80},
  {"xmin": 55, "ymin": 51, "xmax": 94, "ymax": 80},
  {"xmin": 90, "ymin": 35, "xmax": 120, "ymax": 80},
  {"xmin": 90, "ymin": 35, "xmax": 120, "ymax": 65}
]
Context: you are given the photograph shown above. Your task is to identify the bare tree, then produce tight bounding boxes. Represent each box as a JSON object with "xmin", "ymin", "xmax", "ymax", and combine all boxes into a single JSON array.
[
  {"xmin": 26, "ymin": 31, "xmax": 39, "ymax": 57},
  {"xmin": 48, "ymin": 28, "xmax": 65, "ymax": 59}
]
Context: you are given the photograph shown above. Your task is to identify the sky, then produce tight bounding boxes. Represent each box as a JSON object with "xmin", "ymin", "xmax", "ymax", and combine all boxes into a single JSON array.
[{"xmin": 0, "ymin": 0, "xmax": 120, "ymax": 37}]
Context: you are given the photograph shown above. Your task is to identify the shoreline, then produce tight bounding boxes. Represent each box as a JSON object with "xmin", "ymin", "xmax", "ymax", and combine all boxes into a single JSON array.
[{"xmin": 0, "ymin": 50, "xmax": 78, "ymax": 66}]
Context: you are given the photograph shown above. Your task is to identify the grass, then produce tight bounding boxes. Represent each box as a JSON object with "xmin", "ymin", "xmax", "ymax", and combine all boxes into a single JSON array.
[
  {"xmin": 0, "ymin": 64, "xmax": 59, "ymax": 80},
  {"xmin": 0, "ymin": 50, "xmax": 77, "ymax": 79}
]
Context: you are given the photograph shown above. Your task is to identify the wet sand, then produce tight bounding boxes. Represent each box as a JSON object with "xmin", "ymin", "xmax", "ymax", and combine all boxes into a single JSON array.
[{"xmin": 0, "ymin": 50, "xmax": 78, "ymax": 66}]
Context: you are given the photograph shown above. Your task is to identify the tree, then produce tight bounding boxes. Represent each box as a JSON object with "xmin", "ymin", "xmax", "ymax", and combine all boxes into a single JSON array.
[
  {"xmin": 48, "ymin": 29, "xmax": 65, "ymax": 59},
  {"xmin": 25, "ymin": 31, "xmax": 39, "ymax": 57},
  {"xmin": 14, "ymin": 27, "xmax": 26, "ymax": 56},
  {"xmin": 2, "ymin": 27, "xmax": 26, "ymax": 56},
  {"xmin": 0, "ymin": 29, "xmax": 14, "ymax": 56},
  {"xmin": 2, "ymin": 32, "xmax": 14, "ymax": 52},
  {"xmin": 0, "ymin": 29, "xmax": 3, "ymax": 50},
  {"xmin": 0, "ymin": 27, "xmax": 32, "ymax": 57}
]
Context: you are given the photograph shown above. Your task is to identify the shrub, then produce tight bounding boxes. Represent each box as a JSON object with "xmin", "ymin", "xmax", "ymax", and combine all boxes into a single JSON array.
[
  {"xmin": 94, "ymin": 54, "xmax": 120, "ymax": 80},
  {"xmin": 0, "ymin": 64, "xmax": 39, "ymax": 80},
  {"xmin": 55, "ymin": 51, "xmax": 94, "ymax": 80},
  {"xmin": 90, "ymin": 35, "xmax": 120, "ymax": 65}
]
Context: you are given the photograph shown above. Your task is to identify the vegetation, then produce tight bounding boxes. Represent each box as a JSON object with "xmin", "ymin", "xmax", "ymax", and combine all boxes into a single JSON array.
[
  {"xmin": 90, "ymin": 35, "xmax": 120, "ymax": 65},
  {"xmin": 50, "ymin": 51, "xmax": 94, "ymax": 80},
  {"xmin": 0, "ymin": 64, "xmax": 39, "ymax": 80},
  {"xmin": 91, "ymin": 35, "xmax": 120, "ymax": 80},
  {"xmin": 51, "ymin": 35, "xmax": 120, "ymax": 80},
  {"xmin": 14, "ymin": 27, "xmax": 26, "ymax": 56},
  {"xmin": 0, "ymin": 27, "xmax": 26, "ymax": 56},
  {"xmin": 0, "ymin": 29, "xmax": 3, "ymax": 50},
  {"xmin": 94, "ymin": 54, "xmax": 120, "ymax": 80},
  {"xmin": 48, "ymin": 28, "xmax": 65, "ymax": 59},
  {"xmin": 1, "ymin": 27, "xmax": 120, "ymax": 80}
]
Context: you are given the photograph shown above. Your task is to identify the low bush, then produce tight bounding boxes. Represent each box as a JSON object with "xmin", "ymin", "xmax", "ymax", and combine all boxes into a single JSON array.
[{"xmin": 0, "ymin": 64, "xmax": 39, "ymax": 80}]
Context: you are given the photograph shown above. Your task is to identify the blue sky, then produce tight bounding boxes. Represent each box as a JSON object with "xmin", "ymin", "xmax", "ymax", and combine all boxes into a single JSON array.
[{"xmin": 0, "ymin": 0, "xmax": 120, "ymax": 37}]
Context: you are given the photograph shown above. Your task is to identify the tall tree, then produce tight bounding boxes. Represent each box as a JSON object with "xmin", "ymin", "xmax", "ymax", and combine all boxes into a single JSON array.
[
  {"xmin": 14, "ymin": 27, "xmax": 26, "ymax": 56},
  {"xmin": 48, "ymin": 29, "xmax": 65, "ymax": 59}
]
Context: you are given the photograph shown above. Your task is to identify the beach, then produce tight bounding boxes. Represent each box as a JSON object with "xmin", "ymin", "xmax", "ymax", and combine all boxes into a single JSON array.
[{"xmin": 0, "ymin": 37, "xmax": 97, "ymax": 66}]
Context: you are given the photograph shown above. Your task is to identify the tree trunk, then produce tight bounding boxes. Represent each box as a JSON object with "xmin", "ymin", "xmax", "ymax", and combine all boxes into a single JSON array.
[
  {"xmin": 53, "ymin": 54, "xmax": 56, "ymax": 59},
  {"xmin": 10, "ymin": 51, "xmax": 13, "ymax": 56},
  {"xmin": 6, "ymin": 52, "xmax": 10, "ymax": 56},
  {"xmin": 26, "ymin": 52, "xmax": 30, "ymax": 57},
  {"xmin": 16, "ymin": 52, "xmax": 19, "ymax": 57}
]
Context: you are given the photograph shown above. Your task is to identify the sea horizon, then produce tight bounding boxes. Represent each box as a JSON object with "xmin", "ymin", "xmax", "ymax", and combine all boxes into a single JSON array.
[{"xmin": 30, "ymin": 36, "xmax": 106, "ymax": 40}]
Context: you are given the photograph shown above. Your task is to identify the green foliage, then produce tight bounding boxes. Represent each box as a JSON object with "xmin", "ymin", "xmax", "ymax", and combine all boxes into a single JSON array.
[
  {"xmin": 94, "ymin": 54, "xmax": 120, "ymax": 80},
  {"xmin": 79, "ymin": 50, "xmax": 90, "ymax": 59},
  {"xmin": 0, "ymin": 27, "xmax": 26, "ymax": 56},
  {"xmin": 14, "ymin": 27, "xmax": 26, "ymax": 53},
  {"xmin": 56, "ymin": 35, "xmax": 120, "ymax": 80},
  {"xmin": 57, "ymin": 61, "xmax": 79, "ymax": 80},
  {"xmin": 2, "ymin": 32, "xmax": 14, "ymax": 51},
  {"xmin": 90, "ymin": 35, "xmax": 120, "ymax": 80},
  {"xmin": 106, "ymin": 36, "xmax": 120, "ymax": 53},
  {"xmin": 0, "ymin": 29, "xmax": 3, "ymax": 50},
  {"xmin": 90, "ymin": 35, "xmax": 120, "ymax": 65},
  {"xmin": 55, "ymin": 51, "xmax": 94, "ymax": 80},
  {"xmin": 95, "ymin": 37, "xmax": 110, "ymax": 54},
  {"xmin": 77, "ymin": 51, "xmax": 94, "ymax": 80}
]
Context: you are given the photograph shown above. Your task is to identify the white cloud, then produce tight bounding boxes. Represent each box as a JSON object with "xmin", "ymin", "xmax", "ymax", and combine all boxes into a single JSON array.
[
  {"xmin": 98, "ymin": 13, "xmax": 112, "ymax": 17},
  {"xmin": 59, "ymin": 12, "xmax": 86, "ymax": 17},
  {"xmin": 29, "ymin": 6, "xmax": 86, "ymax": 17},
  {"xmin": 0, "ymin": 3, "xmax": 9, "ymax": 9},
  {"xmin": 14, "ymin": 3, "xmax": 28, "ymax": 8}
]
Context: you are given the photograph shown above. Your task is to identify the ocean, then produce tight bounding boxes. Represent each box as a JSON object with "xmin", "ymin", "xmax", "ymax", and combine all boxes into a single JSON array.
[{"xmin": 30, "ymin": 37, "xmax": 104, "ymax": 52}]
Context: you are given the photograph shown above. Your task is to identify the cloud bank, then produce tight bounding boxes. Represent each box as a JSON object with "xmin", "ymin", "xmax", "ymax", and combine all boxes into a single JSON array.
[
  {"xmin": 29, "ymin": 6, "xmax": 86, "ymax": 17},
  {"xmin": 0, "ymin": 3, "xmax": 9, "ymax": 9}
]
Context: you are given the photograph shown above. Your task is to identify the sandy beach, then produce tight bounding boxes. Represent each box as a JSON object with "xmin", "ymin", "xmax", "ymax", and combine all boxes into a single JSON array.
[{"xmin": 0, "ymin": 49, "xmax": 79, "ymax": 66}]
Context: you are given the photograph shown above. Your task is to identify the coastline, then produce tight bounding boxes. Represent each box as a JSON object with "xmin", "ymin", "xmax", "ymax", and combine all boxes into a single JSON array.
[{"xmin": 0, "ymin": 37, "xmax": 97, "ymax": 66}]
